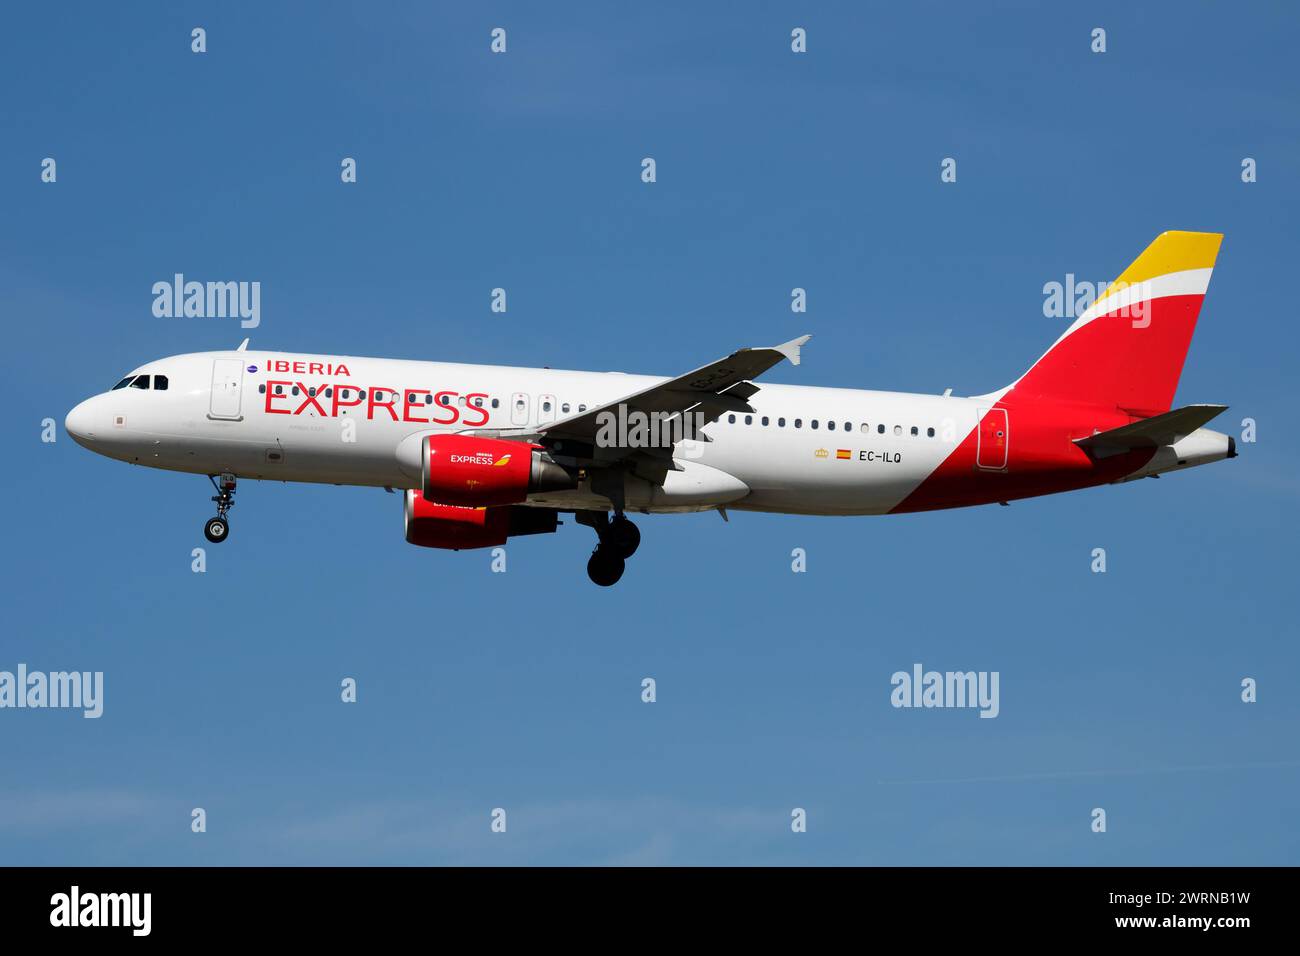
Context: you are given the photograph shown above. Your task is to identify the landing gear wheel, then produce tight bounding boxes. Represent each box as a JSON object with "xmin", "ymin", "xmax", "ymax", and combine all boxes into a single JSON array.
[
  {"xmin": 605, "ymin": 516, "xmax": 640, "ymax": 559},
  {"xmin": 587, "ymin": 548, "xmax": 625, "ymax": 587},
  {"xmin": 205, "ymin": 472, "xmax": 237, "ymax": 543}
]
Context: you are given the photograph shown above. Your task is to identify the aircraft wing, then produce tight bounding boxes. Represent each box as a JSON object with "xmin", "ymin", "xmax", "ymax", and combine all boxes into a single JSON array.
[
  {"xmin": 538, "ymin": 334, "xmax": 810, "ymax": 449},
  {"xmin": 453, "ymin": 335, "xmax": 809, "ymax": 483},
  {"xmin": 1074, "ymin": 404, "xmax": 1228, "ymax": 457}
]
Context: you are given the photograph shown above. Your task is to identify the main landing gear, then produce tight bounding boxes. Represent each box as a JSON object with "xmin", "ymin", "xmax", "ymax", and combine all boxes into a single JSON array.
[
  {"xmin": 203, "ymin": 473, "xmax": 237, "ymax": 544},
  {"xmin": 578, "ymin": 511, "xmax": 641, "ymax": 587}
]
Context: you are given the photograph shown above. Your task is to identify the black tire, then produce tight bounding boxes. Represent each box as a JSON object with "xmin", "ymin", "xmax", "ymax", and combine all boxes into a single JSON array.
[
  {"xmin": 605, "ymin": 516, "xmax": 641, "ymax": 559},
  {"xmin": 586, "ymin": 548, "xmax": 625, "ymax": 587},
  {"xmin": 204, "ymin": 517, "xmax": 229, "ymax": 543}
]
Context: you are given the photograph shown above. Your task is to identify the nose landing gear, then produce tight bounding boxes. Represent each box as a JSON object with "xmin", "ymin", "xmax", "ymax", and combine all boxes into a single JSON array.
[
  {"xmin": 203, "ymin": 473, "xmax": 237, "ymax": 543},
  {"xmin": 578, "ymin": 511, "xmax": 641, "ymax": 586}
]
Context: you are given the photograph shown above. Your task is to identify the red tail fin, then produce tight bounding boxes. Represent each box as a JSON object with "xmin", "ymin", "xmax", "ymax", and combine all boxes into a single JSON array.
[{"xmin": 1008, "ymin": 231, "xmax": 1222, "ymax": 415}]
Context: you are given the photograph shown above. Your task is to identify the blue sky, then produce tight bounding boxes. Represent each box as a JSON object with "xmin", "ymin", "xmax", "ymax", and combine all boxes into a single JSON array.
[{"xmin": 2, "ymin": 1, "xmax": 1298, "ymax": 864}]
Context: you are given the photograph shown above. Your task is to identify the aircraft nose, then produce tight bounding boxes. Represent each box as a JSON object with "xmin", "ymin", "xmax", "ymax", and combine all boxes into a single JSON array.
[{"xmin": 65, "ymin": 398, "xmax": 98, "ymax": 445}]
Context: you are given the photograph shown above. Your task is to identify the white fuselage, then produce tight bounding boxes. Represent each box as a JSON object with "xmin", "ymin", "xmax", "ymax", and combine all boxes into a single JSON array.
[{"xmin": 65, "ymin": 350, "xmax": 980, "ymax": 516}]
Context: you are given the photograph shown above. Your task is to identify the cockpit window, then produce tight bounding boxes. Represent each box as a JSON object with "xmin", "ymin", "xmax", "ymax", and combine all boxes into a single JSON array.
[{"xmin": 112, "ymin": 373, "xmax": 167, "ymax": 391}]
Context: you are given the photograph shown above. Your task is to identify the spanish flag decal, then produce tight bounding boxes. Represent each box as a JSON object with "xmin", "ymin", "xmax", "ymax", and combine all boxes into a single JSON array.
[{"xmin": 836, "ymin": 449, "xmax": 851, "ymax": 460}]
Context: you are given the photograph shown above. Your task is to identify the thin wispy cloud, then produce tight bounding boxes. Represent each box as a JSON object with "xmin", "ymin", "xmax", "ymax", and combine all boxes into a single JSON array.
[{"xmin": 879, "ymin": 760, "xmax": 1300, "ymax": 787}]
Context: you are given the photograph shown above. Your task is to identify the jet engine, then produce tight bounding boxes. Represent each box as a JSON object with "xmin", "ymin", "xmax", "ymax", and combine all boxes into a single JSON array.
[
  {"xmin": 404, "ymin": 490, "xmax": 559, "ymax": 550},
  {"xmin": 421, "ymin": 434, "xmax": 574, "ymax": 507}
]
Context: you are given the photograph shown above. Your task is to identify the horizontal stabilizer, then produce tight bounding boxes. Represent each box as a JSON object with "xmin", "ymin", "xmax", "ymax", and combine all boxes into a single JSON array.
[{"xmin": 1075, "ymin": 404, "xmax": 1228, "ymax": 456}]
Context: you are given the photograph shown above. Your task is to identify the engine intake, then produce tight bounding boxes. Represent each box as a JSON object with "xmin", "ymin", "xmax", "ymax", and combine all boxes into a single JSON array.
[{"xmin": 421, "ymin": 434, "xmax": 574, "ymax": 507}]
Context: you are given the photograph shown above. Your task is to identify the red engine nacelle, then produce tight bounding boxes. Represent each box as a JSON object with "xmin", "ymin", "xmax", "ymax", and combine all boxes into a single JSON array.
[
  {"xmin": 404, "ymin": 490, "xmax": 560, "ymax": 550},
  {"xmin": 421, "ymin": 434, "xmax": 574, "ymax": 507}
]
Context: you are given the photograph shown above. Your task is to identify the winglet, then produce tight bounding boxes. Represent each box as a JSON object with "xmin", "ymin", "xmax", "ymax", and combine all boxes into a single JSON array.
[
  {"xmin": 236, "ymin": 338, "xmax": 250, "ymax": 352},
  {"xmin": 773, "ymin": 334, "xmax": 812, "ymax": 367}
]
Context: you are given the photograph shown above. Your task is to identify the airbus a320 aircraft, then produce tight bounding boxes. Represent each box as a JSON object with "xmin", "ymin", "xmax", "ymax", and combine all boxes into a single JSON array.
[{"xmin": 67, "ymin": 231, "xmax": 1234, "ymax": 585}]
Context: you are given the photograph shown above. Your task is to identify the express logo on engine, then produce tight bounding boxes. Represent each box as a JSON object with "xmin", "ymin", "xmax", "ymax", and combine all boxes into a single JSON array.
[{"xmin": 450, "ymin": 452, "xmax": 500, "ymax": 466}]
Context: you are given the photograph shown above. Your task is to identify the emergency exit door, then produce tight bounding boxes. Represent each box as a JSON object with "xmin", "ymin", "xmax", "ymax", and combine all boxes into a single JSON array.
[
  {"xmin": 208, "ymin": 359, "xmax": 245, "ymax": 421},
  {"xmin": 538, "ymin": 393, "xmax": 557, "ymax": 424},
  {"xmin": 510, "ymin": 392, "xmax": 530, "ymax": 426},
  {"xmin": 976, "ymin": 408, "xmax": 1008, "ymax": 470}
]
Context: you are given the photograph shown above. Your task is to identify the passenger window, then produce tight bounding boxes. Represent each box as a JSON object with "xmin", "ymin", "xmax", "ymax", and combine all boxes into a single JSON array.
[
  {"xmin": 358, "ymin": 390, "xmax": 366, "ymax": 400},
  {"xmin": 325, "ymin": 388, "xmax": 333, "ymax": 398},
  {"xmin": 877, "ymin": 424, "xmax": 885, "ymax": 434},
  {"xmin": 811, "ymin": 420, "xmax": 819, "ymax": 429},
  {"xmin": 154, "ymin": 375, "xmax": 168, "ymax": 391},
  {"xmin": 894, "ymin": 425, "xmax": 902, "ymax": 435},
  {"xmin": 794, "ymin": 419, "xmax": 802, "ymax": 428},
  {"xmin": 492, "ymin": 399, "xmax": 500, "ymax": 408},
  {"xmin": 425, "ymin": 395, "xmax": 434, "ymax": 405},
  {"xmin": 130, "ymin": 376, "xmax": 149, "ymax": 390},
  {"xmin": 275, "ymin": 385, "xmax": 284, "ymax": 395},
  {"xmin": 778, "ymin": 417, "xmax": 786, "ymax": 427},
  {"xmin": 562, "ymin": 403, "xmax": 570, "ymax": 413},
  {"xmin": 927, "ymin": 427, "xmax": 935, "ymax": 437},
  {"xmin": 860, "ymin": 423, "xmax": 869, "ymax": 433},
  {"xmin": 828, "ymin": 421, "xmax": 836, "ymax": 431},
  {"xmin": 258, "ymin": 384, "xmax": 266, "ymax": 394},
  {"xmin": 910, "ymin": 426, "xmax": 919, "ymax": 436},
  {"xmin": 761, "ymin": 416, "xmax": 769, "ymax": 426},
  {"xmin": 308, "ymin": 387, "xmax": 317, "ymax": 397},
  {"xmin": 844, "ymin": 422, "xmax": 851, "ymax": 431},
  {"xmin": 744, "ymin": 415, "xmax": 752, "ymax": 425},
  {"xmin": 476, "ymin": 397, "xmax": 485, "ymax": 408},
  {"xmin": 292, "ymin": 386, "xmax": 300, "ymax": 396},
  {"xmin": 543, "ymin": 401, "xmax": 552, "ymax": 412},
  {"xmin": 578, "ymin": 404, "xmax": 586, "ymax": 412},
  {"xmin": 728, "ymin": 414, "xmax": 736, "ymax": 424}
]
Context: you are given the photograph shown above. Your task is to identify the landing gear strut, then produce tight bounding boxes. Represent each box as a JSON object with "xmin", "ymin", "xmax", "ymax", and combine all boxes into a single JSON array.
[
  {"xmin": 578, "ymin": 511, "xmax": 640, "ymax": 586},
  {"xmin": 204, "ymin": 473, "xmax": 237, "ymax": 543}
]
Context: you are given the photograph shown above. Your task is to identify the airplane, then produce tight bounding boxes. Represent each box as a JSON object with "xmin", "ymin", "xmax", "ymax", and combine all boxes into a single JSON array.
[{"xmin": 65, "ymin": 231, "xmax": 1235, "ymax": 586}]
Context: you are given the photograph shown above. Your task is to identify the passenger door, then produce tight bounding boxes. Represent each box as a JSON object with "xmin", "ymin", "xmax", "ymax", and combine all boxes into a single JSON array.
[{"xmin": 209, "ymin": 359, "xmax": 245, "ymax": 421}]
